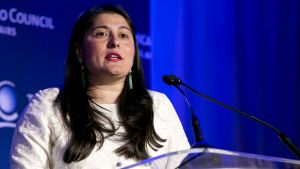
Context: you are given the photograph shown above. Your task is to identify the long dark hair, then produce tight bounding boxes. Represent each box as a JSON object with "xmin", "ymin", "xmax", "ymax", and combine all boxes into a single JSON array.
[{"xmin": 54, "ymin": 4, "xmax": 165, "ymax": 163}]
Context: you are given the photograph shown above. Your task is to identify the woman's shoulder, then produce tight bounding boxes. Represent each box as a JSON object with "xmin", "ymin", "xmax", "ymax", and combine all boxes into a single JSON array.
[
  {"xmin": 31, "ymin": 87, "xmax": 60, "ymax": 102},
  {"xmin": 34, "ymin": 87, "xmax": 60, "ymax": 97},
  {"xmin": 147, "ymin": 90, "xmax": 175, "ymax": 118},
  {"xmin": 24, "ymin": 87, "xmax": 60, "ymax": 112},
  {"xmin": 147, "ymin": 90, "xmax": 168, "ymax": 100},
  {"xmin": 20, "ymin": 87, "xmax": 64, "ymax": 133}
]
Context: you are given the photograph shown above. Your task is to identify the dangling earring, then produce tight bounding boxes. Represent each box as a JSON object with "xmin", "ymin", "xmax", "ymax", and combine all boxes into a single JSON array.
[
  {"xmin": 128, "ymin": 70, "xmax": 133, "ymax": 90},
  {"xmin": 81, "ymin": 64, "xmax": 86, "ymax": 88},
  {"xmin": 78, "ymin": 57, "xmax": 86, "ymax": 88}
]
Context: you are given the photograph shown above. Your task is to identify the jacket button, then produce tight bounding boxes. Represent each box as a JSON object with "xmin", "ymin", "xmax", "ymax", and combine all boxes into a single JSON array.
[{"xmin": 116, "ymin": 162, "xmax": 122, "ymax": 167}]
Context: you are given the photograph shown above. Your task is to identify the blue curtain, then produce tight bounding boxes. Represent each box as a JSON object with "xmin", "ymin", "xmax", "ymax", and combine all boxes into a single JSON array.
[{"xmin": 151, "ymin": 0, "xmax": 300, "ymax": 159}]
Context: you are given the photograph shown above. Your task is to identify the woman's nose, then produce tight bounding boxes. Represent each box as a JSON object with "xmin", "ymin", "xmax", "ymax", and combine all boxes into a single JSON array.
[{"xmin": 107, "ymin": 34, "xmax": 120, "ymax": 48}]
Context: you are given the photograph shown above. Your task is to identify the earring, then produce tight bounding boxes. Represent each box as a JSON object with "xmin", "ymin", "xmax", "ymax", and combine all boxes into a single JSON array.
[
  {"xmin": 128, "ymin": 70, "xmax": 133, "ymax": 90},
  {"xmin": 81, "ymin": 64, "xmax": 86, "ymax": 88},
  {"xmin": 78, "ymin": 57, "xmax": 86, "ymax": 88}
]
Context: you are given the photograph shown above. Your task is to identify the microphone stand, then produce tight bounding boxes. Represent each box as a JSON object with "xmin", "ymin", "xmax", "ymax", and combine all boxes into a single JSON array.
[{"xmin": 180, "ymin": 82, "xmax": 300, "ymax": 159}]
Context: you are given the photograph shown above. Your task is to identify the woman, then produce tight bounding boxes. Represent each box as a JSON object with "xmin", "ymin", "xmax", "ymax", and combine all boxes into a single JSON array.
[{"xmin": 10, "ymin": 4, "xmax": 190, "ymax": 169}]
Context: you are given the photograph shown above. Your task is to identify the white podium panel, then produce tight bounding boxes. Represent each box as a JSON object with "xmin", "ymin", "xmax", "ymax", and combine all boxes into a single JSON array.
[{"xmin": 123, "ymin": 148, "xmax": 300, "ymax": 169}]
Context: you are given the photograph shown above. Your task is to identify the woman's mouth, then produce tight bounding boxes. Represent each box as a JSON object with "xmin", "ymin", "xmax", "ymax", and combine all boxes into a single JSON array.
[{"xmin": 105, "ymin": 53, "xmax": 122, "ymax": 62}]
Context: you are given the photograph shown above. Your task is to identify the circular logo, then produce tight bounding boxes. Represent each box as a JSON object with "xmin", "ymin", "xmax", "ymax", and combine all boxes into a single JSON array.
[
  {"xmin": 0, "ymin": 83, "xmax": 16, "ymax": 113},
  {"xmin": 0, "ymin": 80, "xmax": 19, "ymax": 128}
]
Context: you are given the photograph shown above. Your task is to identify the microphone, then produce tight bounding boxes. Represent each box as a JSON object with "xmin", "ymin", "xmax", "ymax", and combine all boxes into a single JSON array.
[
  {"xmin": 163, "ymin": 75, "xmax": 182, "ymax": 85},
  {"xmin": 163, "ymin": 75, "xmax": 207, "ymax": 148},
  {"xmin": 162, "ymin": 74, "xmax": 300, "ymax": 159}
]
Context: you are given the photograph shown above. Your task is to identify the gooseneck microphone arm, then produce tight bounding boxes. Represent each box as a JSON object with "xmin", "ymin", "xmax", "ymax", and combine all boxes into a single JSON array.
[
  {"xmin": 163, "ymin": 75, "xmax": 207, "ymax": 148},
  {"xmin": 174, "ymin": 85, "xmax": 205, "ymax": 147},
  {"xmin": 162, "ymin": 75, "xmax": 300, "ymax": 159}
]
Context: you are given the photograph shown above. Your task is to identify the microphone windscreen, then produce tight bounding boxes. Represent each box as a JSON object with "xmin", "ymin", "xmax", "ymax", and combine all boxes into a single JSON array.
[{"xmin": 162, "ymin": 75, "xmax": 182, "ymax": 85}]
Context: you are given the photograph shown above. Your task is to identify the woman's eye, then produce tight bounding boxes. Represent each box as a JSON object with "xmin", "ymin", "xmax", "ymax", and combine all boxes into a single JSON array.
[
  {"xmin": 120, "ymin": 33, "xmax": 129, "ymax": 39},
  {"xmin": 95, "ymin": 31, "xmax": 108, "ymax": 37}
]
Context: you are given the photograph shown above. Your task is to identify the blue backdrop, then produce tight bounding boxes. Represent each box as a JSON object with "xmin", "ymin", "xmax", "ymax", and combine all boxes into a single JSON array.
[
  {"xmin": 151, "ymin": 0, "xmax": 300, "ymax": 160},
  {"xmin": 1, "ymin": 0, "xmax": 300, "ymax": 168}
]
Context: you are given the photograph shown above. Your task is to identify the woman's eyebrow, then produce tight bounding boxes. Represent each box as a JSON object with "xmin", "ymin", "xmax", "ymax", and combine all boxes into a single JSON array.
[
  {"xmin": 90, "ymin": 25, "xmax": 108, "ymax": 31},
  {"xmin": 119, "ymin": 26, "xmax": 132, "ymax": 32},
  {"xmin": 91, "ymin": 25, "xmax": 132, "ymax": 32}
]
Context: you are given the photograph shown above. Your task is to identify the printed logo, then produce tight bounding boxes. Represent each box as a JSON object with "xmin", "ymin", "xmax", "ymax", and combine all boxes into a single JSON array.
[
  {"xmin": 0, "ymin": 80, "xmax": 19, "ymax": 128},
  {"xmin": 136, "ymin": 33, "xmax": 152, "ymax": 59},
  {"xmin": 0, "ymin": 7, "xmax": 55, "ymax": 37}
]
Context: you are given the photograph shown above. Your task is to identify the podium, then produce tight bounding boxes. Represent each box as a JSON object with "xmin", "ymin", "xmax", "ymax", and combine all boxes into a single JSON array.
[{"xmin": 122, "ymin": 148, "xmax": 300, "ymax": 169}]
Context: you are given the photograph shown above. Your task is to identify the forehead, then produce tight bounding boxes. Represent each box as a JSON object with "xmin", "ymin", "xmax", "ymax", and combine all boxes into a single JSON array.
[{"xmin": 91, "ymin": 12, "xmax": 131, "ymax": 28}]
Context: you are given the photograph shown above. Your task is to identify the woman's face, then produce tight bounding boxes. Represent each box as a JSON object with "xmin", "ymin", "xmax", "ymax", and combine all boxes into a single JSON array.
[{"xmin": 80, "ymin": 12, "xmax": 135, "ymax": 83}]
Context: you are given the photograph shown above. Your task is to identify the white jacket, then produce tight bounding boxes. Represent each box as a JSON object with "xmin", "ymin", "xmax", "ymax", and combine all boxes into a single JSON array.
[{"xmin": 10, "ymin": 88, "xmax": 190, "ymax": 169}]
